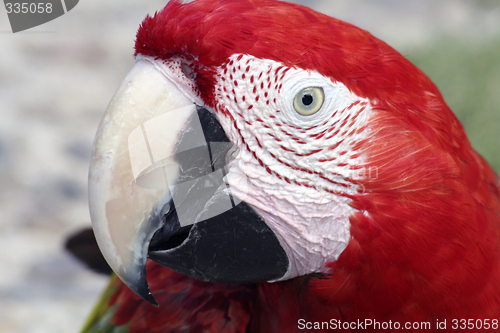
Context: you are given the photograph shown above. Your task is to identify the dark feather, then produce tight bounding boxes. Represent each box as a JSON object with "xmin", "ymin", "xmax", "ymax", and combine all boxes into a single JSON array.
[{"xmin": 65, "ymin": 228, "xmax": 112, "ymax": 275}]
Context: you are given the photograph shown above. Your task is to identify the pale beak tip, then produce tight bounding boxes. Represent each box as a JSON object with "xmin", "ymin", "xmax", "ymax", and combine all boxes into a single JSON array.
[
  {"xmin": 143, "ymin": 292, "xmax": 159, "ymax": 307},
  {"xmin": 124, "ymin": 270, "xmax": 159, "ymax": 306}
]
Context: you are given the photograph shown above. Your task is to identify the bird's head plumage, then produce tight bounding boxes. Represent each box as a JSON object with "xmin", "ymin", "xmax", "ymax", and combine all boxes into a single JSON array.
[{"xmin": 89, "ymin": 0, "xmax": 500, "ymax": 312}]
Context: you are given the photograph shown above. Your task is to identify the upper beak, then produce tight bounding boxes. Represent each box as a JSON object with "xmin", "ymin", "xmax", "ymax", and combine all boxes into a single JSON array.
[
  {"xmin": 88, "ymin": 57, "xmax": 197, "ymax": 304},
  {"xmin": 89, "ymin": 56, "xmax": 288, "ymax": 305}
]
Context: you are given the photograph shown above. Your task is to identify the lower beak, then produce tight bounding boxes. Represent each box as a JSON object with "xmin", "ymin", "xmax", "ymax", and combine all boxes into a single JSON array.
[{"xmin": 89, "ymin": 57, "xmax": 288, "ymax": 305}]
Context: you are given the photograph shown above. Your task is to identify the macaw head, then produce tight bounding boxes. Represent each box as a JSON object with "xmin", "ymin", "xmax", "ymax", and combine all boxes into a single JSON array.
[{"xmin": 89, "ymin": 0, "xmax": 497, "ymax": 305}]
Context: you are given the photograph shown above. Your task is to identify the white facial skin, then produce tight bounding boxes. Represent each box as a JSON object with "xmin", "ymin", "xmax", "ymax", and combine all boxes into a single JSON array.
[{"xmin": 209, "ymin": 54, "xmax": 373, "ymax": 280}]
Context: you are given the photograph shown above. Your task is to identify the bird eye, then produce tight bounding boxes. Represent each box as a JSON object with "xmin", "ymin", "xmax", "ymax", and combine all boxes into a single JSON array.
[{"xmin": 293, "ymin": 87, "xmax": 324, "ymax": 116}]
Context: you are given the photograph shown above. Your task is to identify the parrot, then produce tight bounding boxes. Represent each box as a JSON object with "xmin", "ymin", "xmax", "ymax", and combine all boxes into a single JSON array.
[{"xmin": 83, "ymin": 0, "xmax": 500, "ymax": 332}]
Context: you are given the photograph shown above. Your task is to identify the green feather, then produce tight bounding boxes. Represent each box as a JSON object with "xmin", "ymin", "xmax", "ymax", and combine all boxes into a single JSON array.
[{"xmin": 80, "ymin": 276, "xmax": 129, "ymax": 333}]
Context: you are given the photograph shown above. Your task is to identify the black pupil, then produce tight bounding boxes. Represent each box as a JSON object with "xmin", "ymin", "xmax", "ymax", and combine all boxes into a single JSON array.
[{"xmin": 302, "ymin": 94, "xmax": 313, "ymax": 106}]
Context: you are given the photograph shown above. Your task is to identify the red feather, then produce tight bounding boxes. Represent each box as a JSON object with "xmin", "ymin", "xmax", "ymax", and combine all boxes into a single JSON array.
[
  {"xmin": 135, "ymin": 0, "xmax": 436, "ymax": 113},
  {"xmin": 110, "ymin": 261, "xmax": 257, "ymax": 332}
]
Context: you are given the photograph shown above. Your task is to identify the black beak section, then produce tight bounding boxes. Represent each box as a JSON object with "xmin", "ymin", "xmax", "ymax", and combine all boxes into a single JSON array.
[
  {"xmin": 148, "ymin": 199, "xmax": 289, "ymax": 283},
  {"xmin": 147, "ymin": 107, "xmax": 289, "ymax": 284}
]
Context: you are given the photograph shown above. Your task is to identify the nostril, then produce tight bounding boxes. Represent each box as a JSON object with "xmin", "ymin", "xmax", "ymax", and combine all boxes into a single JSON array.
[{"xmin": 181, "ymin": 62, "xmax": 196, "ymax": 80}]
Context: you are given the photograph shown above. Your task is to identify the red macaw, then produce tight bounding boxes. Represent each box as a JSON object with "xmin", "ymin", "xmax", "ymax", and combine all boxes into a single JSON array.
[{"xmin": 83, "ymin": 0, "xmax": 500, "ymax": 332}]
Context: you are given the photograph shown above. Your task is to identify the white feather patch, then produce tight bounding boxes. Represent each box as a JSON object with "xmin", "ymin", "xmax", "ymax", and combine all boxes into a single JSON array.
[{"xmin": 213, "ymin": 54, "xmax": 373, "ymax": 279}]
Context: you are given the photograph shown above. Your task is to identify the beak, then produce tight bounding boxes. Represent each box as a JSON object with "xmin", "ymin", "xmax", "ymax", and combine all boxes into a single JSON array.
[{"xmin": 89, "ymin": 56, "xmax": 288, "ymax": 305}]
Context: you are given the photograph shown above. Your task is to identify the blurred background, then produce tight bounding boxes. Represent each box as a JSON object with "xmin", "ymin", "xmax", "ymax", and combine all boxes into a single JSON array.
[{"xmin": 0, "ymin": 0, "xmax": 498, "ymax": 332}]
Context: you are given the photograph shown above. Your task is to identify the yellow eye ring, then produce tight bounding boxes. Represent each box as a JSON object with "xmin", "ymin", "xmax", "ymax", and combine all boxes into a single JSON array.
[{"xmin": 293, "ymin": 87, "xmax": 324, "ymax": 116}]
